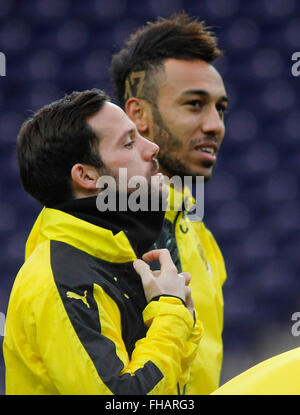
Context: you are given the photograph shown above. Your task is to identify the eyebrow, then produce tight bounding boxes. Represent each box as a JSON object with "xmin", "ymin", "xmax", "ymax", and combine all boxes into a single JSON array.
[
  {"xmin": 117, "ymin": 127, "xmax": 136, "ymax": 144},
  {"xmin": 181, "ymin": 89, "xmax": 229, "ymax": 104}
]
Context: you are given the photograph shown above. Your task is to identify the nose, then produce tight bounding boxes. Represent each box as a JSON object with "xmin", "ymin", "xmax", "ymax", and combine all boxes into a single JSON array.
[
  {"xmin": 201, "ymin": 105, "xmax": 225, "ymax": 137},
  {"xmin": 140, "ymin": 134, "xmax": 159, "ymax": 160}
]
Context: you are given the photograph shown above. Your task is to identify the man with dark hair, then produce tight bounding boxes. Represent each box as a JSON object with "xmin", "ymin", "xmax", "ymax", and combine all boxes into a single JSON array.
[
  {"xmin": 110, "ymin": 12, "xmax": 228, "ymax": 394},
  {"xmin": 17, "ymin": 89, "xmax": 107, "ymax": 207},
  {"xmin": 3, "ymin": 89, "xmax": 202, "ymax": 395}
]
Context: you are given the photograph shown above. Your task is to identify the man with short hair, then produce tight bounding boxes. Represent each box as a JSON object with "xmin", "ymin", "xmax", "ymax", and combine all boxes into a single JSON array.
[
  {"xmin": 110, "ymin": 12, "xmax": 228, "ymax": 394},
  {"xmin": 3, "ymin": 89, "xmax": 202, "ymax": 395}
]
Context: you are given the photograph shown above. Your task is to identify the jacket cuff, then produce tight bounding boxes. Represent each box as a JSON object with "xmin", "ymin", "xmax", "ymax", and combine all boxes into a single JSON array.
[
  {"xmin": 143, "ymin": 296, "xmax": 194, "ymax": 331},
  {"xmin": 149, "ymin": 295, "xmax": 196, "ymax": 325},
  {"xmin": 149, "ymin": 294, "xmax": 187, "ymax": 307}
]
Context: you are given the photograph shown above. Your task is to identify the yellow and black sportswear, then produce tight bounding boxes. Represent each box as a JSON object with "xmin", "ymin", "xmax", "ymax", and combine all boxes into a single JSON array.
[
  {"xmin": 4, "ymin": 196, "xmax": 202, "ymax": 395},
  {"xmin": 22, "ymin": 185, "xmax": 226, "ymax": 394},
  {"xmin": 22, "ymin": 188, "xmax": 226, "ymax": 395}
]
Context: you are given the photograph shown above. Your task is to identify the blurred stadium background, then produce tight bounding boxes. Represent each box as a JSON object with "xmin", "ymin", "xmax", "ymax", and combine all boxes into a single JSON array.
[{"xmin": 0, "ymin": 0, "xmax": 300, "ymax": 395}]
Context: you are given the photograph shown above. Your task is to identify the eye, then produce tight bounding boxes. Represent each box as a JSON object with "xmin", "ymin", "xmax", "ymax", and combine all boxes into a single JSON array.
[
  {"xmin": 186, "ymin": 100, "xmax": 203, "ymax": 109},
  {"xmin": 124, "ymin": 139, "xmax": 135, "ymax": 149},
  {"xmin": 216, "ymin": 104, "xmax": 228, "ymax": 117}
]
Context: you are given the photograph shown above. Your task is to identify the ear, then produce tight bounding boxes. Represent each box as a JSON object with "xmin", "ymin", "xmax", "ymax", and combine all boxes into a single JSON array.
[
  {"xmin": 71, "ymin": 164, "xmax": 99, "ymax": 197},
  {"xmin": 125, "ymin": 98, "xmax": 150, "ymax": 134}
]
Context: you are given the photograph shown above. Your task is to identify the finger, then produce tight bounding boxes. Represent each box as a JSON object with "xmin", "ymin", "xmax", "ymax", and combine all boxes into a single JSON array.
[
  {"xmin": 185, "ymin": 285, "xmax": 192, "ymax": 301},
  {"xmin": 185, "ymin": 288, "xmax": 194, "ymax": 307},
  {"xmin": 142, "ymin": 249, "xmax": 162, "ymax": 262},
  {"xmin": 142, "ymin": 249, "xmax": 177, "ymax": 274},
  {"xmin": 185, "ymin": 286, "xmax": 194, "ymax": 310},
  {"xmin": 180, "ymin": 272, "xmax": 191, "ymax": 286},
  {"xmin": 133, "ymin": 259, "xmax": 153, "ymax": 285},
  {"xmin": 178, "ymin": 273, "xmax": 187, "ymax": 292}
]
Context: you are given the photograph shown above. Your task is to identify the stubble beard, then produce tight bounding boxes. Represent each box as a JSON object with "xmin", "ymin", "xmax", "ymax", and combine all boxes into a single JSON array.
[
  {"xmin": 151, "ymin": 104, "xmax": 211, "ymax": 184},
  {"xmin": 98, "ymin": 159, "xmax": 165, "ymax": 202}
]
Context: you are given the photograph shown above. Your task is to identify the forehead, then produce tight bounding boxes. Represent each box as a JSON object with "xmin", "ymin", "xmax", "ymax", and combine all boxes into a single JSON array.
[
  {"xmin": 159, "ymin": 58, "xmax": 226, "ymax": 99},
  {"xmin": 86, "ymin": 101, "xmax": 133, "ymax": 139}
]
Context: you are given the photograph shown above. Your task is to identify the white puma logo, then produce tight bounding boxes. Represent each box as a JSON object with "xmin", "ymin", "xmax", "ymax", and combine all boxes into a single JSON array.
[{"xmin": 66, "ymin": 290, "xmax": 90, "ymax": 308}]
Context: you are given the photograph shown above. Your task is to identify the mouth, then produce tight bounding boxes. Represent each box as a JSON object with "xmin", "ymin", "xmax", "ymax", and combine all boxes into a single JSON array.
[
  {"xmin": 151, "ymin": 171, "xmax": 164, "ymax": 186},
  {"xmin": 193, "ymin": 142, "xmax": 218, "ymax": 163},
  {"xmin": 149, "ymin": 158, "xmax": 164, "ymax": 185},
  {"xmin": 151, "ymin": 157, "xmax": 160, "ymax": 175}
]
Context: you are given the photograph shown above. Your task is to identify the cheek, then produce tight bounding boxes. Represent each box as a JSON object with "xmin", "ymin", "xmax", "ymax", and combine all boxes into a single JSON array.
[
  {"xmin": 105, "ymin": 151, "xmax": 133, "ymax": 169},
  {"xmin": 170, "ymin": 121, "xmax": 196, "ymax": 150},
  {"xmin": 167, "ymin": 110, "xmax": 199, "ymax": 137},
  {"xmin": 157, "ymin": 117, "xmax": 189, "ymax": 150},
  {"xmin": 221, "ymin": 124, "xmax": 226, "ymax": 139}
]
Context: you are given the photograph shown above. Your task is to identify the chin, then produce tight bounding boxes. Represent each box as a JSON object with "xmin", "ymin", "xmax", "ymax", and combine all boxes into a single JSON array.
[
  {"xmin": 203, "ymin": 174, "xmax": 211, "ymax": 184},
  {"xmin": 187, "ymin": 167, "xmax": 213, "ymax": 183}
]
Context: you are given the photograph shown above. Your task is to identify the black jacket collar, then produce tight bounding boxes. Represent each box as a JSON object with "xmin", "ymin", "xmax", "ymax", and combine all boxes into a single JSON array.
[{"xmin": 52, "ymin": 195, "xmax": 165, "ymax": 258}]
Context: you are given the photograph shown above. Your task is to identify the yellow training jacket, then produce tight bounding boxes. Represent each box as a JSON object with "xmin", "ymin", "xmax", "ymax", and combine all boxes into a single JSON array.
[
  {"xmin": 212, "ymin": 347, "xmax": 300, "ymax": 395},
  {"xmin": 164, "ymin": 186, "xmax": 226, "ymax": 395},
  {"xmin": 4, "ymin": 205, "xmax": 203, "ymax": 395},
  {"xmin": 17, "ymin": 186, "xmax": 226, "ymax": 395}
]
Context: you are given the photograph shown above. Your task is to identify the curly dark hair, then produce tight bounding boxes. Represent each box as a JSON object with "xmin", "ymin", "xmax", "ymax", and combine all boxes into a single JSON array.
[{"xmin": 110, "ymin": 11, "xmax": 222, "ymax": 108}]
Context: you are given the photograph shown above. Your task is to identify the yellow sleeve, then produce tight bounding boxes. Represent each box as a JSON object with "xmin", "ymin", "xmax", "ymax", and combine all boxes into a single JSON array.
[
  {"xmin": 125, "ymin": 297, "xmax": 203, "ymax": 394},
  {"xmin": 41, "ymin": 292, "xmax": 197, "ymax": 395},
  {"xmin": 178, "ymin": 311, "xmax": 203, "ymax": 390}
]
